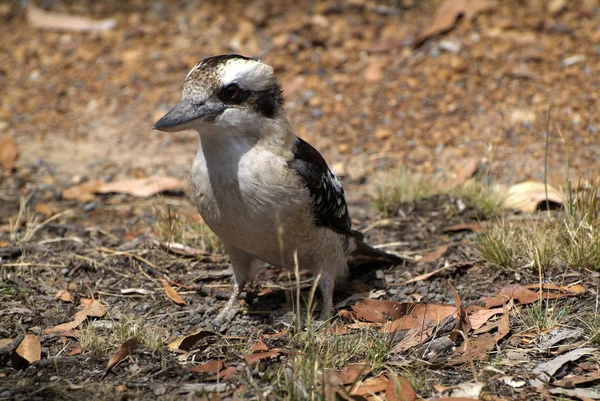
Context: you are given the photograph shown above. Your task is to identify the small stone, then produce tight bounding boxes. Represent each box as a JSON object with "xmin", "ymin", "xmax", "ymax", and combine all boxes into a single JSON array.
[
  {"xmin": 562, "ymin": 55, "xmax": 585, "ymax": 67},
  {"xmin": 375, "ymin": 270, "xmax": 384, "ymax": 280}
]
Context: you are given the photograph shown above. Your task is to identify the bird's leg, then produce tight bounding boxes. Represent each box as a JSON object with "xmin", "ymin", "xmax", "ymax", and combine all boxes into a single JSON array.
[
  {"xmin": 212, "ymin": 247, "xmax": 253, "ymax": 332},
  {"xmin": 316, "ymin": 273, "xmax": 334, "ymax": 323}
]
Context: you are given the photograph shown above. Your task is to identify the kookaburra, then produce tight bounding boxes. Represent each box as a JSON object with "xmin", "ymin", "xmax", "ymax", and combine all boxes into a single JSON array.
[{"xmin": 153, "ymin": 54, "xmax": 400, "ymax": 329}]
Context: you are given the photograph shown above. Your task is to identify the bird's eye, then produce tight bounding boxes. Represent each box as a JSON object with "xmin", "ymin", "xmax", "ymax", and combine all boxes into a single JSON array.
[{"xmin": 221, "ymin": 84, "xmax": 241, "ymax": 102}]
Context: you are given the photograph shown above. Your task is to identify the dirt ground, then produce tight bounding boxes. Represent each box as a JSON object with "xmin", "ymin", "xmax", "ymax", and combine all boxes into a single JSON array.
[{"xmin": 1, "ymin": 0, "xmax": 600, "ymax": 400}]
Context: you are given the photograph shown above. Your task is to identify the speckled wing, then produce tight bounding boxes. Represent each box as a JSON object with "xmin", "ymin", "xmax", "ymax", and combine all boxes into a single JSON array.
[{"xmin": 288, "ymin": 137, "xmax": 353, "ymax": 236}]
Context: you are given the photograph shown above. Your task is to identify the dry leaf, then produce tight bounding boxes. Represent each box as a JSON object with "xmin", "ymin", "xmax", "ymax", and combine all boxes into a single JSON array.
[
  {"xmin": 55, "ymin": 289, "xmax": 74, "ymax": 303},
  {"xmin": 168, "ymin": 330, "xmax": 218, "ymax": 352},
  {"xmin": 530, "ymin": 347, "xmax": 598, "ymax": 388},
  {"xmin": 69, "ymin": 345, "xmax": 82, "ymax": 356},
  {"xmin": 0, "ymin": 338, "xmax": 14, "ymax": 349},
  {"xmin": 27, "ymin": 5, "xmax": 116, "ymax": 31},
  {"xmin": 244, "ymin": 350, "xmax": 281, "ymax": 364},
  {"xmin": 11, "ymin": 334, "xmax": 41, "ymax": 369},
  {"xmin": 102, "ymin": 338, "xmax": 138, "ymax": 379},
  {"xmin": 364, "ymin": 59, "xmax": 386, "ymax": 82},
  {"xmin": 416, "ymin": 0, "xmax": 496, "ymax": 45},
  {"xmin": 553, "ymin": 370, "xmax": 600, "ymax": 387},
  {"xmin": 250, "ymin": 339, "xmax": 269, "ymax": 353},
  {"xmin": 159, "ymin": 278, "xmax": 186, "ymax": 305},
  {"xmin": 403, "ymin": 264, "xmax": 454, "ymax": 285},
  {"xmin": 393, "ymin": 319, "xmax": 437, "ymax": 352},
  {"xmin": 418, "ymin": 244, "xmax": 450, "ymax": 263},
  {"xmin": 340, "ymin": 363, "xmax": 371, "ymax": 385},
  {"xmin": 386, "ymin": 375, "xmax": 416, "ymax": 401},
  {"xmin": 524, "ymin": 283, "xmax": 586, "ymax": 294},
  {"xmin": 349, "ymin": 376, "xmax": 388, "ymax": 396},
  {"xmin": 468, "ymin": 300, "xmax": 514, "ymax": 330},
  {"xmin": 440, "ymin": 158, "xmax": 479, "ymax": 190},
  {"xmin": 43, "ymin": 299, "xmax": 106, "ymax": 334},
  {"xmin": 188, "ymin": 360, "xmax": 225, "ymax": 374},
  {"xmin": 503, "ymin": 181, "xmax": 564, "ymax": 213},
  {"xmin": 352, "ymin": 298, "xmax": 412, "ymax": 323},
  {"xmin": 324, "ymin": 370, "xmax": 342, "ymax": 401},
  {"xmin": 443, "ymin": 222, "xmax": 488, "ymax": 233},
  {"xmin": 208, "ymin": 366, "xmax": 237, "ymax": 381},
  {"xmin": 63, "ymin": 177, "xmax": 184, "ymax": 200},
  {"xmin": 381, "ymin": 303, "xmax": 457, "ymax": 333},
  {"xmin": 0, "ymin": 137, "xmax": 18, "ymax": 171},
  {"xmin": 482, "ymin": 284, "xmax": 581, "ymax": 308}
]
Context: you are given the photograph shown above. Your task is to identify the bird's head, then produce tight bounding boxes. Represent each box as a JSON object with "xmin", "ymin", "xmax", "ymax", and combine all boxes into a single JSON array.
[{"xmin": 153, "ymin": 54, "xmax": 284, "ymax": 133}]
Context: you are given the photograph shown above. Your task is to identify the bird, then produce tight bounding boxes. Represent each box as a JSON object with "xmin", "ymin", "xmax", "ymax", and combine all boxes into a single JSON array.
[{"xmin": 153, "ymin": 54, "xmax": 402, "ymax": 329}]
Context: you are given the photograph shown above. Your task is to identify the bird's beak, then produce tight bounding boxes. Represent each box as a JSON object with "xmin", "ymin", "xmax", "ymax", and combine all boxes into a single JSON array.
[{"xmin": 152, "ymin": 98, "xmax": 224, "ymax": 132}]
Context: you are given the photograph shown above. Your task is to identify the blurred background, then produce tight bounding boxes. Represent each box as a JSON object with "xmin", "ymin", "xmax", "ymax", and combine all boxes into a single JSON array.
[{"xmin": 1, "ymin": 0, "xmax": 599, "ymax": 197}]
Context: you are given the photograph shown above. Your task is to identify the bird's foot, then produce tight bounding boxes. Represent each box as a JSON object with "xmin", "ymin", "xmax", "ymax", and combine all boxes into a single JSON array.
[{"xmin": 211, "ymin": 295, "xmax": 241, "ymax": 333}]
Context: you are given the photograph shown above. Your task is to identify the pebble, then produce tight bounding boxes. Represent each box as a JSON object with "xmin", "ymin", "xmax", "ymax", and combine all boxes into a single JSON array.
[
  {"xmin": 0, "ymin": 391, "xmax": 11, "ymax": 398},
  {"xmin": 189, "ymin": 315, "xmax": 203, "ymax": 325},
  {"xmin": 375, "ymin": 270, "xmax": 384, "ymax": 280}
]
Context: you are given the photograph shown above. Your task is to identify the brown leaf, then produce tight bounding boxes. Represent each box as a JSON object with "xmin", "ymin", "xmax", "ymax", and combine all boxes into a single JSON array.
[
  {"xmin": 349, "ymin": 376, "xmax": 388, "ymax": 396},
  {"xmin": 381, "ymin": 303, "xmax": 457, "ymax": 333},
  {"xmin": 524, "ymin": 283, "xmax": 586, "ymax": 294},
  {"xmin": 418, "ymin": 244, "xmax": 450, "ymax": 263},
  {"xmin": 363, "ymin": 59, "xmax": 386, "ymax": 82},
  {"xmin": 102, "ymin": 338, "xmax": 138, "ymax": 379},
  {"xmin": 250, "ymin": 339, "xmax": 269, "ymax": 353},
  {"xmin": 324, "ymin": 370, "xmax": 342, "ymax": 401},
  {"xmin": 553, "ymin": 370, "xmax": 600, "ymax": 387},
  {"xmin": 443, "ymin": 221, "xmax": 488, "ymax": 233},
  {"xmin": 352, "ymin": 298, "xmax": 413, "ymax": 323},
  {"xmin": 244, "ymin": 350, "xmax": 281, "ymax": 364},
  {"xmin": 440, "ymin": 158, "xmax": 479, "ymax": 190},
  {"xmin": 69, "ymin": 345, "xmax": 82, "ymax": 356},
  {"xmin": 11, "ymin": 334, "xmax": 41, "ymax": 369},
  {"xmin": 0, "ymin": 136, "xmax": 18, "ymax": 171},
  {"xmin": 503, "ymin": 181, "xmax": 564, "ymax": 213},
  {"xmin": 0, "ymin": 338, "xmax": 14, "ymax": 349},
  {"xmin": 43, "ymin": 299, "xmax": 106, "ymax": 334},
  {"xmin": 188, "ymin": 360, "xmax": 225, "ymax": 374},
  {"xmin": 386, "ymin": 375, "xmax": 416, "ymax": 401},
  {"xmin": 482, "ymin": 284, "xmax": 581, "ymax": 308},
  {"xmin": 468, "ymin": 300, "xmax": 513, "ymax": 330},
  {"xmin": 340, "ymin": 363, "xmax": 371, "ymax": 385},
  {"xmin": 159, "ymin": 278, "xmax": 186, "ymax": 305},
  {"xmin": 208, "ymin": 366, "xmax": 237, "ymax": 381},
  {"xmin": 63, "ymin": 177, "xmax": 185, "ymax": 201},
  {"xmin": 55, "ymin": 289, "xmax": 74, "ymax": 303},
  {"xmin": 27, "ymin": 5, "xmax": 115, "ymax": 31},
  {"xmin": 416, "ymin": 0, "xmax": 496, "ymax": 45},
  {"xmin": 168, "ymin": 330, "xmax": 218, "ymax": 352},
  {"xmin": 393, "ymin": 319, "xmax": 437, "ymax": 352}
]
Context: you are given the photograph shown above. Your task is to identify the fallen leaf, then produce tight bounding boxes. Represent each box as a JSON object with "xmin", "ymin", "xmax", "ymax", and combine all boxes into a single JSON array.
[
  {"xmin": 553, "ymin": 370, "xmax": 600, "ymax": 387},
  {"xmin": 468, "ymin": 300, "xmax": 514, "ymax": 330},
  {"xmin": 11, "ymin": 334, "xmax": 41, "ymax": 369},
  {"xmin": 349, "ymin": 376, "xmax": 388, "ymax": 396},
  {"xmin": 393, "ymin": 319, "xmax": 438, "ymax": 352},
  {"xmin": 324, "ymin": 369, "xmax": 342, "ymax": 401},
  {"xmin": 548, "ymin": 0, "xmax": 567, "ymax": 15},
  {"xmin": 386, "ymin": 375, "xmax": 416, "ymax": 401},
  {"xmin": 364, "ymin": 59, "xmax": 386, "ymax": 82},
  {"xmin": 353, "ymin": 298, "xmax": 410, "ymax": 323},
  {"xmin": 530, "ymin": 347, "xmax": 598, "ymax": 388},
  {"xmin": 63, "ymin": 177, "xmax": 185, "ymax": 200},
  {"xmin": 340, "ymin": 363, "xmax": 371, "ymax": 385},
  {"xmin": 416, "ymin": 0, "xmax": 496, "ymax": 45},
  {"xmin": 443, "ymin": 222, "xmax": 488, "ymax": 233},
  {"xmin": 168, "ymin": 330, "xmax": 218, "ymax": 352},
  {"xmin": 0, "ymin": 338, "xmax": 14, "ymax": 349},
  {"xmin": 159, "ymin": 278, "xmax": 186, "ymax": 305},
  {"xmin": 27, "ymin": 5, "xmax": 116, "ymax": 31},
  {"xmin": 244, "ymin": 350, "xmax": 281, "ymax": 364},
  {"xmin": 440, "ymin": 158, "xmax": 479, "ymax": 190},
  {"xmin": 381, "ymin": 303, "xmax": 457, "ymax": 333},
  {"xmin": 55, "ymin": 289, "xmax": 74, "ymax": 303},
  {"xmin": 482, "ymin": 284, "xmax": 581, "ymax": 308},
  {"xmin": 188, "ymin": 360, "xmax": 225, "ymax": 374},
  {"xmin": 102, "ymin": 338, "xmax": 138, "ymax": 379},
  {"xmin": 418, "ymin": 244, "xmax": 450, "ymax": 263},
  {"xmin": 208, "ymin": 366, "xmax": 237, "ymax": 381},
  {"xmin": 503, "ymin": 181, "xmax": 564, "ymax": 213},
  {"xmin": 0, "ymin": 136, "xmax": 17, "ymax": 171},
  {"xmin": 250, "ymin": 339, "xmax": 269, "ymax": 353},
  {"xmin": 524, "ymin": 283, "xmax": 586, "ymax": 294},
  {"xmin": 548, "ymin": 387, "xmax": 600, "ymax": 399},
  {"xmin": 43, "ymin": 299, "xmax": 106, "ymax": 334}
]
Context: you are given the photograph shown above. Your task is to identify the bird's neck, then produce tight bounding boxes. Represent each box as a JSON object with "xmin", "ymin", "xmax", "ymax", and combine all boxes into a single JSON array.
[{"xmin": 196, "ymin": 110, "xmax": 296, "ymax": 161}]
